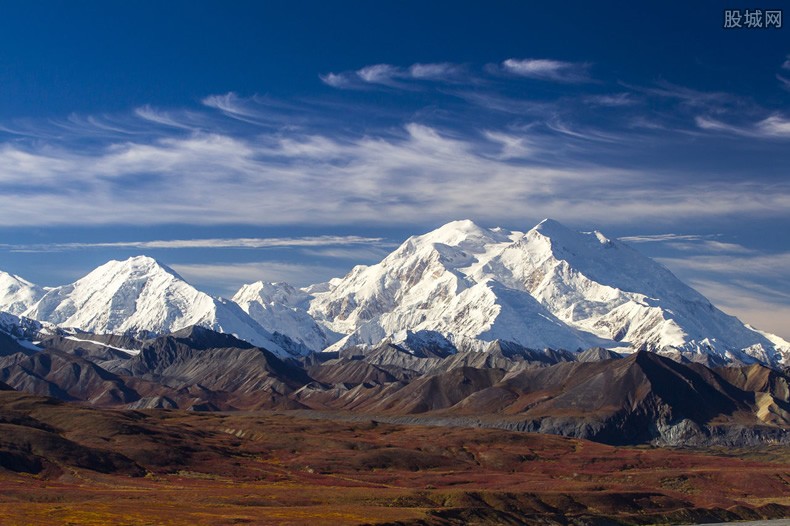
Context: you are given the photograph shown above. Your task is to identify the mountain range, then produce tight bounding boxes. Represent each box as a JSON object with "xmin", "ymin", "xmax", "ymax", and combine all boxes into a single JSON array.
[
  {"xmin": 2, "ymin": 218, "xmax": 787, "ymax": 367},
  {"xmin": 0, "ymin": 320, "xmax": 788, "ymax": 447}
]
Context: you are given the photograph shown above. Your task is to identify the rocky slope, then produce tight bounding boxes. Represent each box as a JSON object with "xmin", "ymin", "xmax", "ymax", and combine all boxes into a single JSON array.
[{"xmin": 4, "ymin": 323, "xmax": 787, "ymax": 446}]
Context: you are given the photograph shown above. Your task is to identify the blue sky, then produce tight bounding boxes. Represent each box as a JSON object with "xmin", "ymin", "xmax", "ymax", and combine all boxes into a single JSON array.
[{"xmin": 0, "ymin": 1, "xmax": 789, "ymax": 338}]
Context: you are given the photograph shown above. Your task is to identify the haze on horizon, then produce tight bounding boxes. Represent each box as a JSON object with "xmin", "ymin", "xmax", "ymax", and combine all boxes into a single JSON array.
[{"xmin": 0, "ymin": 1, "xmax": 788, "ymax": 339}]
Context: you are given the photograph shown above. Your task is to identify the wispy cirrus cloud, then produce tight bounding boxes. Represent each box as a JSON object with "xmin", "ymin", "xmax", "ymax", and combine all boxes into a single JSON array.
[
  {"xmin": 1, "ymin": 116, "xmax": 790, "ymax": 229},
  {"xmin": 695, "ymin": 114, "xmax": 790, "ymax": 139},
  {"xmin": 618, "ymin": 233, "xmax": 752, "ymax": 254},
  {"xmin": 500, "ymin": 58, "xmax": 591, "ymax": 83},
  {"xmin": 320, "ymin": 62, "xmax": 465, "ymax": 89},
  {"xmin": 482, "ymin": 130, "xmax": 537, "ymax": 160},
  {"xmin": 777, "ymin": 55, "xmax": 790, "ymax": 90},
  {"xmin": 1, "ymin": 56, "xmax": 789, "ymax": 232},
  {"xmin": 134, "ymin": 105, "xmax": 200, "ymax": 130},
  {"xmin": 624, "ymin": 81, "xmax": 737, "ymax": 108},
  {"xmin": 356, "ymin": 64, "xmax": 401, "ymax": 85},
  {"xmin": 0, "ymin": 235, "xmax": 388, "ymax": 253},
  {"xmin": 408, "ymin": 62, "xmax": 463, "ymax": 80},
  {"xmin": 584, "ymin": 93, "xmax": 636, "ymax": 107},
  {"xmin": 658, "ymin": 251, "xmax": 790, "ymax": 277},
  {"xmin": 619, "ymin": 233, "xmax": 710, "ymax": 243}
]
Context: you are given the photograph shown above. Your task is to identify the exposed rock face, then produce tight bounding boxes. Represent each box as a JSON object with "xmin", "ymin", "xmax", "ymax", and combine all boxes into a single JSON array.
[
  {"xmin": 296, "ymin": 348, "xmax": 790, "ymax": 446},
  {"xmin": 2, "ymin": 320, "xmax": 789, "ymax": 447}
]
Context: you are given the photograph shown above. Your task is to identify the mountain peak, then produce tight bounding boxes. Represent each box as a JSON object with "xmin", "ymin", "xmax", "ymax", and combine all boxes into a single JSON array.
[
  {"xmin": 528, "ymin": 219, "xmax": 616, "ymax": 254},
  {"xmin": 427, "ymin": 219, "xmax": 486, "ymax": 238},
  {"xmin": 419, "ymin": 219, "xmax": 513, "ymax": 251},
  {"xmin": 532, "ymin": 218, "xmax": 577, "ymax": 238},
  {"xmin": 106, "ymin": 255, "xmax": 183, "ymax": 278},
  {"xmin": 0, "ymin": 270, "xmax": 45, "ymax": 315}
]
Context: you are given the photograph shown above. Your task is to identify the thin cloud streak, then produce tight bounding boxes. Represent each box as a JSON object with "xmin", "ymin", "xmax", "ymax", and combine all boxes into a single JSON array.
[
  {"xmin": 321, "ymin": 62, "xmax": 467, "ymax": 89},
  {"xmin": 696, "ymin": 114, "xmax": 790, "ymax": 139},
  {"xmin": 619, "ymin": 234, "xmax": 753, "ymax": 254},
  {"xmin": 620, "ymin": 233, "xmax": 709, "ymax": 243},
  {"xmin": 658, "ymin": 252, "xmax": 790, "ymax": 277},
  {"xmin": 134, "ymin": 105, "xmax": 199, "ymax": 130},
  {"xmin": 501, "ymin": 58, "xmax": 590, "ymax": 83},
  {"xmin": 584, "ymin": 93, "xmax": 637, "ymax": 107},
  {"xmin": 0, "ymin": 236, "xmax": 388, "ymax": 253}
]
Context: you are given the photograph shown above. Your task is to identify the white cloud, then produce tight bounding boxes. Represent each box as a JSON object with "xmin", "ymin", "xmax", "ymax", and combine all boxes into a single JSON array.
[
  {"xmin": 626, "ymin": 81, "xmax": 736, "ymax": 108},
  {"xmin": 695, "ymin": 114, "xmax": 790, "ymax": 139},
  {"xmin": 758, "ymin": 115, "xmax": 790, "ymax": 136},
  {"xmin": 408, "ymin": 62, "xmax": 462, "ymax": 80},
  {"xmin": 658, "ymin": 252, "xmax": 790, "ymax": 277},
  {"xmin": 321, "ymin": 62, "xmax": 466, "ymax": 89},
  {"xmin": 619, "ymin": 234, "xmax": 753, "ymax": 254},
  {"xmin": 134, "ymin": 105, "xmax": 197, "ymax": 130},
  {"xmin": 619, "ymin": 233, "xmax": 708, "ymax": 243},
  {"xmin": 1, "ymin": 236, "xmax": 386, "ymax": 252},
  {"xmin": 695, "ymin": 116, "xmax": 743, "ymax": 134},
  {"xmin": 501, "ymin": 58, "xmax": 590, "ymax": 83},
  {"xmin": 320, "ymin": 64, "xmax": 403, "ymax": 89},
  {"xmin": 202, "ymin": 92, "xmax": 250, "ymax": 115},
  {"xmin": 585, "ymin": 93, "xmax": 636, "ymax": 107},
  {"xmin": 1, "ymin": 123, "xmax": 790, "ymax": 228},
  {"xmin": 483, "ymin": 130, "xmax": 536, "ymax": 159},
  {"xmin": 318, "ymin": 72, "xmax": 351, "ymax": 88},
  {"xmin": 545, "ymin": 119, "xmax": 626, "ymax": 142},
  {"xmin": 356, "ymin": 64, "xmax": 400, "ymax": 84}
]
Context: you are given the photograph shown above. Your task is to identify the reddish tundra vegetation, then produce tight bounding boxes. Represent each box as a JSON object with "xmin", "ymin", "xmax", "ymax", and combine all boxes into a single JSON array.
[{"xmin": 0, "ymin": 388, "xmax": 789, "ymax": 525}]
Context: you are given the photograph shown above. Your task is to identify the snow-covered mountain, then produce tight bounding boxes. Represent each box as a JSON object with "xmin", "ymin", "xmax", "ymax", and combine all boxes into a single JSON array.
[
  {"xmin": 0, "ymin": 271, "xmax": 44, "ymax": 315},
  {"xmin": 2, "ymin": 220, "xmax": 787, "ymax": 367},
  {"xmin": 308, "ymin": 220, "xmax": 610, "ymax": 353},
  {"xmin": 17, "ymin": 256, "xmax": 303, "ymax": 357},
  {"xmin": 482, "ymin": 219, "xmax": 788, "ymax": 364},
  {"xmin": 233, "ymin": 281, "xmax": 338, "ymax": 352},
  {"xmin": 305, "ymin": 219, "xmax": 789, "ymax": 366}
]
